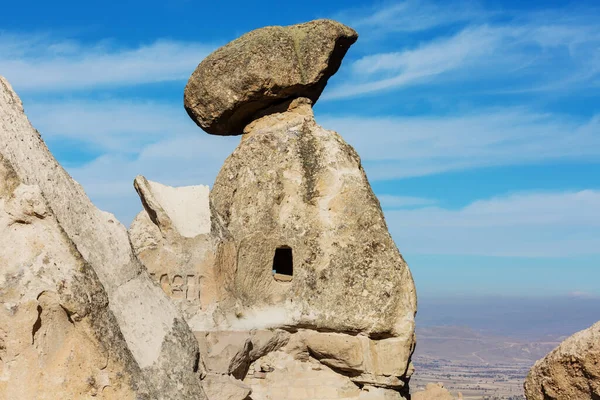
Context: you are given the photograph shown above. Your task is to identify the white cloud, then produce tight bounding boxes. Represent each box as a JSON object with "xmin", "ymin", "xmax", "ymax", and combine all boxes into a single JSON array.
[
  {"xmin": 326, "ymin": 25, "xmax": 504, "ymax": 99},
  {"xmin": 23, "ymin": 98, "xmax": 599, "ymax": 225},
  {"xmin": 67, "ymin": 134, "xmax": 238, "ymax": 226},
  {"xmin": 20, "ymin": 98, "xmax": 238, "ymax": 224},
  {"xmin": 27, "ymin": 100, "xmax": 194, "ymax": 152},
  {"xmin": 338, "ymin": 0, "xmax": 488, "ymax": 34},
  {"xmin": 386, "ymin": 190, "xmax": 600, "ymax": 257},
  {"xmin": 321, "ymin": 111, "xmax": 600, "ymax": 179},
  {"xmin": 350, "ymin": 26, "xmax": 500, "ymax": 76},
  {"xmin": 0, "ymin": 34, "xmax": 213, "ymax": 92},
  {"xmin": 326, "ymin": 5, "xmax": 600, "ymax": 99}
]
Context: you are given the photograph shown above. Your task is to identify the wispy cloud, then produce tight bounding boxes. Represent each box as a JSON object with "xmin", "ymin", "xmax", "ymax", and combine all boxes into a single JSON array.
[
  {"xmin": 350, "ymin": 26, "xmax": 500, "ymax": 76},
  {"xmin": 21, "ymin": 98, "xmax": 237, "ymax": 224},
  {"xmin": 23, "ymin": 97, "xmax": 599, "ymax": 225},
  {"xmin": 322, "ymin": 110, "xmax": 600, "ymax": 179},
  {"xmin": 27, "ymin": 100, "xmax": 196, "ymax": 152},
  {"xmin": 0, "ymin": 34, "xmax": 213, "ymax": 92},
  {"xmin": 387, "ymin": 190, "xmax": 600, "ymax": 257},
  {"xmin": 327, "ymin": 25, "xmax": 503, "ymax": 98},
  {"xmin": 327, "ymin": 3, "xmax": 600, "ymax": 99},
  {"xmin": 378, "ymin": 195, "xmax": 437, "ymax": 208},
  {"xmin": 338, "ymin": 0, "xmax": 488, "ymax": 34}
]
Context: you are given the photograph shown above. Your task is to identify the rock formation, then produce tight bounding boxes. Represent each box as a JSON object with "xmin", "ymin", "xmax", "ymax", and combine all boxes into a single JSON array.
[
  {"xmin": 131, "ymin": 19, "xmax": 417, "ymax": 400},
  {"xmin": 1, "ymin": 18, "xmax": 418, "ymax": 400},
  {"xmin": 0, "ymin": 152, "xmax": 147, "ymax": 399},
  {"xmin": 184, "ymin": 19, "xmax": 357, "ymax": 135},
  {"xmin": 524, "ymin": 321, "xmax": 600, "ymax": 400},
  {"xmin": 0, "ymin": 77, "xmax": 206, "ymax": 399},
  {"xmin": 412, "ymin": 383, "xmax": 462, "ymax": 400}
]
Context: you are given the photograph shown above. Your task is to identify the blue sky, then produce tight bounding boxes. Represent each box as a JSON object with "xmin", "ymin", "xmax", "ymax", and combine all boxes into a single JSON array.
[{"xmin": 1, "ymin": 0, "xmax": 598, "ymax": 298}]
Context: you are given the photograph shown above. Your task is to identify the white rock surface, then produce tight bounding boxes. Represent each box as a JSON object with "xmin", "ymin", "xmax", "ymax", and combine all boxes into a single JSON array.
[
  {"xmin": 134, "ymin": 175, "xmax": 211, "ymax": 238},
  {"xmin": 130, "ymin": 98, "xmax": 417, "ymax": 399},
  {"xmin": 0, "ymin": 76, "xmax": 205, "ymax": 399},
  {"xmin": 0, "ymin": 153, "xmax": 148, "ymax": 399}
]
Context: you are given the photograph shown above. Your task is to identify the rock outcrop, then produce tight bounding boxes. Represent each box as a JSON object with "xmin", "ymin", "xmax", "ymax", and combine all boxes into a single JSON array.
[
  {"xmin": 524, "ymin": 321, "xmax": 600, "ymax": 400},
  {"xmin": 0, "ymin": 77, "xmax": 206, "ymax": 399},
  {"xmin": 129, "ymin": 175, "xmax": 237, "ymax": 324},
  {"xmin": 412, "ymin": 383, "xmax": 462, "ymax": 400},
  {"xmin": 2, "ymin": 17, "xmax": 418, "ymax": 400},
  {"xmin": 210, "ymin": 98, "xmax": 416, "ymax": 341},
  {"xmin": 184, "ymin": 19, "xmax": 357, "ymax": 135},
  {"xmin": 133, "ymin": 29, "xmax": 416, "ymax": 397},
  {"xmin": 0, "ymin": 153, "xmax": 148, "ymax": 399}
]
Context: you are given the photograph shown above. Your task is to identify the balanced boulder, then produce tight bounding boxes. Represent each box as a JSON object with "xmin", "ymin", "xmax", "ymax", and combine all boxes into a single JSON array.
[{"xmin": 184, "ymin": 19, "xmax": 357, "ymax": 135}]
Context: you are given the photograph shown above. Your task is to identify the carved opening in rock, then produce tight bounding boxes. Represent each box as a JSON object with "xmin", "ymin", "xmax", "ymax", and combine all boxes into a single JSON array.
[{"xmin": 273, "ymin": 246, "xmax": 293, "ymax": 282}]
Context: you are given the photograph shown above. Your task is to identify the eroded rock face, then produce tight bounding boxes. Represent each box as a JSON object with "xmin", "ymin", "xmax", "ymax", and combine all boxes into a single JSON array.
[
  {"xmin": 129, "ymin": 176, "xmax": 237, "ymax": 322},
  {"xmin": 184, "ymin": 19, "xmax": 357, "ymax": 135},
  {"xmin": 0, "ymin": 76, "xmax": 206, "ymax": 399},
  {"xmin": 524, "ymin": 321, "xmax": 600, "ymax": 400},
  {"xmin": 130, "ymin": 99, "xmax": 417, "ymax": 399},
  {"xmin": 0, "ymin": 154, "xmax": 146, "ymax": 399},
  {"xmin": 412, "ymin": 383, "xmax": 461, "ymax": 400},
  {"xmin": 130, "ymin": 19, "xmax": 416, "ymax": 400},
  {"xmin": 210, "ymin": 98, "xmax": 417, "ymax": 340},
  {"xmin": 244, "ymin": 348, "xmax": 405, "ymax": 400}
]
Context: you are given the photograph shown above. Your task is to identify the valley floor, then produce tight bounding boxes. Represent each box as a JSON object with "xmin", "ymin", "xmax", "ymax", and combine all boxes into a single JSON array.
[
  {"xmin": 411, "ymin": 359, "xmax": 527, "ymax": 399},
  {"xmin": 410, "ymin": 326, "xmax": 561, "ymax": 399}
]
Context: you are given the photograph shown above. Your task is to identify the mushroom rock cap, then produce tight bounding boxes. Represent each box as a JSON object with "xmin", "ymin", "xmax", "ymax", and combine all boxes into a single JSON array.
[{"xmin": 184, "ymin": 19, "xmax": 357, "ymax": 136}]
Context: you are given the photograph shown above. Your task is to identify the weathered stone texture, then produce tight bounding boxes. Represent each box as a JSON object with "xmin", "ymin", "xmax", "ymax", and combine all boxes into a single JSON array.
[
  {"xmin": 130, "ymin": 100, "xmax": 417, "ymax": 399},
  {"xmin": 0, "ymin": 154, "xmax": 146, "ymax": 399},
  {"xmin": 210, "ymin": 98, "xmax": 417, "ymax": 340},
  {"xmin": 130, "ymin": 176, "xmax": 237, "ymax": 322},
  {"xmin": 412, "ymin": 382, "xmax": 461, "ymax": 400},
  {"xmin": 0, "ymin": 76, "xmax": 205, "ymax": 399},
  {"xmin": 184, "ymin": 19, "xmax": 357, "ymax": 135},
  {"xmin": 524, "ymin": 321, "xmax": 600, "ymax": 400}
]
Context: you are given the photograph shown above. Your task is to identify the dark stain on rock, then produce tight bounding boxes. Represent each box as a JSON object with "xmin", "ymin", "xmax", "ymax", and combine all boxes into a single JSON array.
[{"xmin": 298, "ymin": 122, "xmax": 321, "ymax": 204}]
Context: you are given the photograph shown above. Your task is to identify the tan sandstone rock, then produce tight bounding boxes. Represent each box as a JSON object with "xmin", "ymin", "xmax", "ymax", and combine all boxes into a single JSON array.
[
  {"xmin": 524, "ymin": 321, "xmax": 600, "ymax": 400},
  {"xmin": 134, "ymin": 175, "xmax": 211, "ymax": 238},
  {"xmin": 129, "ymin": 176, "xmax": 237, "ymax": 322},
  {"xmin": 130, "ymin": 18, "xmax": 417, "ymax": 400},
  {"xmin": 130, "ymin": 98, "xmax": 417, "ymax": 399},
  {"xmin": 244, "ymin": 349, "xmax": 404, "ymax": 400},
  {"xmin": 412, "ymin": 383, "xmax": 460, "ymax": 400},
  {"xmin": 184, "ymin": 19, "xmax": 357, "ymax": 135},
  {"xmin": 202, "ymin": 374, "xmax": 252, "ymax": 400},
  {"xmin": 205, "ymin": 98, "xmax": 416, "ymax": 397},
  {"xmin": 210, "ymin": 98, "xmax": 417, "ymax": 340},
  {"xmin": 0, "ymin": 154, "xmax": 145, "ymax": 399},
  {"xmin": 0, "ymin": 76, "xmax": 206, "ymax": 399}
]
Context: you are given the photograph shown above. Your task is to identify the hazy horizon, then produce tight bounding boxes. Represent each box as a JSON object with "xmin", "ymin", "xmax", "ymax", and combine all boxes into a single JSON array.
[{"xmin": 417, "ymin": 295, "xmax": 600, "ymax": 340}]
